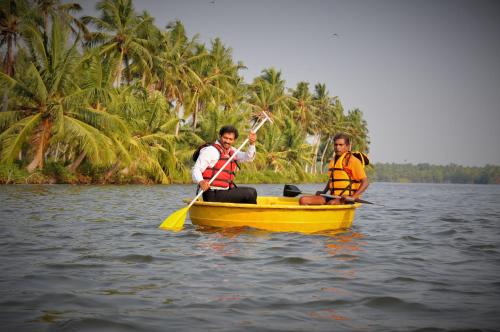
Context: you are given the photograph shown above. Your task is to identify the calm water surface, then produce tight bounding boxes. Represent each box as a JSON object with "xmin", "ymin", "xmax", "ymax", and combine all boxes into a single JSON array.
[{"xmin": 1, "ymin": 183, "xmax": 499, "ymax": 332}]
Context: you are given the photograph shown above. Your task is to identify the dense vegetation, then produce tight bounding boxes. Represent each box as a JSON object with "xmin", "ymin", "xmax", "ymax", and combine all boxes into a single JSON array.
[
  {"xmin": 370, "ymin": 163, "xmax": 500, "ymax": 185},
  {"xmin": 0, "ymin": 0, "xmax": 370, "ymax": 184}
]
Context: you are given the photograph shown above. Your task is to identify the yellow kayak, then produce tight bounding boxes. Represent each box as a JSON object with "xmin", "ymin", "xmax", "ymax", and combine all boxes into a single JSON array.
[{"xmin": 185, "ymin": 196, "xmax": 360, "ymax": 234}]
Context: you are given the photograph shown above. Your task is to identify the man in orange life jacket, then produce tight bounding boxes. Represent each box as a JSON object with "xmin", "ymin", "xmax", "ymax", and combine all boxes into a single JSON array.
[
  {"xmin": 192, "ymin": 125, "xmax": 258, "ymax": 204},
  {"xmin": 299, "ymin": 133, "xmax": 369, "ymax": 205}
]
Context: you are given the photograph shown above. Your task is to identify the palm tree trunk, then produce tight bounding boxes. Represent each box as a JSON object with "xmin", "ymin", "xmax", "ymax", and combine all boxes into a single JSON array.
[
  {"xmin": 2, "ymin": 35, "xmax": 13, "ymax": 76},
  {"xmin": 54, "ymin": 142, "xmax": 61, "ymax": 162},
  {"xmin": 2, "ymin": 92, "xmax": 8, "ymax": 113},
  {"xmin": 192, "ymin": 100, "xmax": 199, "ymax": 129},
  {"xmin": 124, "ymin": 53, "xmax": 131, "ymax": 85},
  {"xmin": 311, "ymin": 134, "xmax": 320, "ymax": 174},
  {"xmin": 2, "ymin": 37, "xmax": 14, "ymax": 112},
  {"xmin": 114, "ymin": 51, "xmax": 124, "ymax": 87},
  {"xmin": 104, "ymin": 161, "xmax": 121, "ymax": 181},
  {"xmin": 319, "ymin": 137, "xmax": 331, "ymax": 174},
  {"xmin": 174, "ymin": 102, "xmax": 181, "ymax": 137},
  {"xmin": 67, "ymin": 151, "xmax": 86, "ymax": 172},
  {"xmin": 27, "ymin": 119, "xmax": 51, "ymax": 172},
  {"xmin": 44, "ymin": 12, "xmax": 49, "ymax": 35}
]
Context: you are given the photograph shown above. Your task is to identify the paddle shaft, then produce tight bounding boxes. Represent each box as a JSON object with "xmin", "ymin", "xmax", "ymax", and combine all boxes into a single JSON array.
[
  {"xmin": 323, "ymin": 194, "xmax": 381, "ymax": 206},
  {"xmin": 294, "ymin": 190, "xmax": 350, "ymax": 202},
  {"xmin": 288, "ymin": 188, "xmax": 382, "ymax": 206},
  {"xmin": 186, "ymin": 114, "xmax": 270, "ymax": 210}
]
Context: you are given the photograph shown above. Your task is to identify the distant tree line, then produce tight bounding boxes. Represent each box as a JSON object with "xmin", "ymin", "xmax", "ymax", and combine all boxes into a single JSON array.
[{"xmin": 369, "ymin": 163, "xmax": 500, "ymax": 185}]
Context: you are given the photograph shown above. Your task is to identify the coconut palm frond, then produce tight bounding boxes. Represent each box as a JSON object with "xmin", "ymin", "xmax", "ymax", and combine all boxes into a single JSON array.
[
  {"xmin": 0, "ymin": 71, "xmax": 17, "ymax": 89},
  {"xmin": 139, "ymin": 154, "xmax": 170, "ymax": 184},
  {"xmin": 111, "ymin": 136, "xmax": 132, "ymax": 165},
  {"xmin": 137, "ymin": 132, "xmax": 175, "ymax": 145},
  {"xmin": 69, "ymin": 106, "xmax": 130, "ymax": 136},
  {"xmin": 0, "ymin": 113, "xmax": 42, "ymax": 163},
  {"xmin": 20, "ymin": 23, "xmax": 48, "ymax": 68},
  {"xmin": 0, "ymin": 111, "xmax": 22, "ymax": 131},
  {"xmin": 159, "ymin": 117, "xmax": 179, "ymax": 133},
  {"xmin": 63, "ymin": 116, "xmax": 115, "ymax": 166},
  {"xmin": 24, "ymin": 63, "xmax": 48, "ymax": 104}
]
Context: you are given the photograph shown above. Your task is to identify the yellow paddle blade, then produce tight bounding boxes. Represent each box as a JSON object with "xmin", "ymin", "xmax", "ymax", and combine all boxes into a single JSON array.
[{"xmin": 159, "ymin": 206, "xmax": 189, "ymax": 231}]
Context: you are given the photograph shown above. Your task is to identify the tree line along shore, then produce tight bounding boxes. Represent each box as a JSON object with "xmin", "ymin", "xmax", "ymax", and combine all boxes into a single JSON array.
[
  {"xmin": 1, "ymin": 161, "xmax": 498, "ymax": 185},
  {"xmin": 1, "ymin": 1, "xmax": 497, "ymax": 186}
]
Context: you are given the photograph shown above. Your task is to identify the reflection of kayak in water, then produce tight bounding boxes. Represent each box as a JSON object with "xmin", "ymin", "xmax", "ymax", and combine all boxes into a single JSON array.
[{"xmin": 185, "ymin": 196, "xmax": 360, "ymax": 234}]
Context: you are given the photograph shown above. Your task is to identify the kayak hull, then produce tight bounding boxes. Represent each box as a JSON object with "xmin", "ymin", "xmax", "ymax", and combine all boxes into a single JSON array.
[{"xmin": 187, "ymin": 196, "xmax": 360, "ymax": 233}]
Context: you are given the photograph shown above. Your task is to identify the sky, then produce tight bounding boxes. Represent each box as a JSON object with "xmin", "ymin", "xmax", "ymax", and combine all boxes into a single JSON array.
[{"xmin": 75, "ymin": 0, "xmax": 500, "ymax": 167}]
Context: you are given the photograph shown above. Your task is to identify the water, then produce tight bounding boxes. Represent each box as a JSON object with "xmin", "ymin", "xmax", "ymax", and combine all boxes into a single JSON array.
[{"xmin": 1, "ymin": 183, "xmax": 499, "ymax": 332}]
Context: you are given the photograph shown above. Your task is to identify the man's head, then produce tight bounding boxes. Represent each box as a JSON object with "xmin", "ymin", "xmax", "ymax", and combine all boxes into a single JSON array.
[
  {"xmin": 219, "ymin": 125, "xmax": 239, "ymax": 150},
  {"xmin": 333, "ymin": 133, "xmax": 351, "ymax": 156}
]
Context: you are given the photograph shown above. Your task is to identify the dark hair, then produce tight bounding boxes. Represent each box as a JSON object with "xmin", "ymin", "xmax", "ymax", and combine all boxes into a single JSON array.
[
  {"xmin": 219, "ymin": 125, "xmax": 239, "ymax": 139},
  {"xmin": 333, "ymin": 133, "xmax": 350, "ymax": 145}
]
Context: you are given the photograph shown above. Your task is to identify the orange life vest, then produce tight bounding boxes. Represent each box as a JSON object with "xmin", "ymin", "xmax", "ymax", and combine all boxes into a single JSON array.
[
  {"xmin": 201, "ymin": 143, "xmax": 237, "ymax": 188},
  {"xmin": 327, "ymin": 152, "xmax": 361, "ymax": 196}
]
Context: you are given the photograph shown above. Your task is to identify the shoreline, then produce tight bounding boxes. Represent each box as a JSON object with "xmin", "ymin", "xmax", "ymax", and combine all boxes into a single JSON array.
[{"xmin": 2, "ymin": 163, "xmax": 498, "ymax": 185}]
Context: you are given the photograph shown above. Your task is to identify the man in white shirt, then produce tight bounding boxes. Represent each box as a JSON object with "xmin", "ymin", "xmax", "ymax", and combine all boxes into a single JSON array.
[{"xmin": 192, "ymin": 125, "xmax": 258, "ymax": 204}]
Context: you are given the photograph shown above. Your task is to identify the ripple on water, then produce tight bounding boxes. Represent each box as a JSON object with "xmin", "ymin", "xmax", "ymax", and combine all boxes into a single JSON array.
[
  {"xmin": 44, "ymin": 262, "xmax": 108, "ymax": 269},
  {"xmin": 265, "ymin": 256, "xmax": 311, "ymax": 265},
  {"xmin": 401, "ymin": 235, "xmax": 425, "ymax": 242},
  {"xmin": 431, "ymin": 229, "xmax": 457, "ymax": 236},
  {"xmin": 2, "ymin": 183, "xmax": 500, "ymax": 332},
  {"xmin": 385, "ymin": 276, "xmax": 420, "ymax": 283},
  {"xmin": 223, "ymin": 255, "xmax": 260, "ymax": 262},
  {"xmin": 117, "ymin": 254, "xmax": 155, "ymax": 263},
  {"xmin": 361, "ymin": 296, "xmax": 431, "ymax": 311},
  {"xmin": 467, "ymin": 244, "xmax": 499, "ymax": 255},
  {"xmin": 439, "ymin": 216, "xmax": 467, "ymax": 223},
  {"xmin": 53, "ymin": 317, "xmax": 140, "ymax": 332},
  {"xmin": 130, "ymin": 232, "xmax": 148, "ymax": 237}
]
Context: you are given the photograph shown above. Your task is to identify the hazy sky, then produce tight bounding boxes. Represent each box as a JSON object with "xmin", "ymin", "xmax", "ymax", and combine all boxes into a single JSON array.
[{"xmin": 76, "ymin": 0, "xmax": 500, "ymax": 166}]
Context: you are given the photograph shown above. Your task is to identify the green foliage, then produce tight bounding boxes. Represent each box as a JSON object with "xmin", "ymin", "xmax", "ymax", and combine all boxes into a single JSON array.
[
  {"xmin": 43, "ymin": 161, "xmax": 78, "ymax": 183},
  {"xmin": 0, "ymin": 163, "xmax": 29, "ymax": 183},
  {"xmin": 371, "ymin": 163, "xmax": 500, "ymax": 185},
  {"xmin": 0, "ymin": 0, "xmax": 373, "ymax": 184}
]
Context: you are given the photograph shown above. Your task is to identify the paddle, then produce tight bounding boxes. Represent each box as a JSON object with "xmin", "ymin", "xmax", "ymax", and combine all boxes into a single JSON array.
[
  {"xmin": 159, "ymin": 112, "xmax": 273, "ymax": 231},
  {"xmin": 283, "ymin": 184, "xmax": 383, "ymax": 206}
]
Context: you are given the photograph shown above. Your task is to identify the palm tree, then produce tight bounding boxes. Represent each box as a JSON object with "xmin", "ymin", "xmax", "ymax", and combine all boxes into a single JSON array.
[
  {"xmin": 82, "ymin": 0, "xmax": 153, "ymax": 86},
  {"xmin": 34, "ymin": 0, "xmax": 85, "ymax": 36},
  {"xmin": 102, "ymin": 85, "xmax": 193, "ymax": 184},
  {"xmin": 0, "ymin": 17, "xmax": 121, "ymax": 172},
  {"xmin": 0, "ymin": 0, "xmax": 30, "ymax": 113},
  {"xmin": 289, "ymin": 81, "xmax": 320, "ymax": 172},
  {"xmin": 184, "ymin": 43, "xmax": 226, "ymax": 129},
  {"xmin": 344, "ymin": 108, "xmax": 369, "ymax": 152},
  {"xmin": 248, "ymin": 68, "xmax": 289, "ymax": 123},
  {"xmin": 0, "ymin": 0, "xmax": 30, "ymax": 77},
  {"xmin": 208, "ymin": 38, "xmax": 246, "ymax": 109},
  {"xmin": 311, "ymin": 83, "xmax": 335, "ymax": 173},
  {"xmin": 196, "ymin": 103, "xmax": 249, "ymax": 143},
  {"xmin": 290, "ymin": 81, "xmax": 315, "ymax": 129},
  {"xmin": 317, "ymin": 98, "xmax": 348, "ymax": 173},
  {"xmin": 153, "ymin": 21, "xmax": 205, "ymax": 135},
  {"xmin": 253, "ymin": 114, "xmax": 311, "ymax": 180},
  {"xmin": 131, "ymin": 10, "xmax": 160, "ymax": 87}
]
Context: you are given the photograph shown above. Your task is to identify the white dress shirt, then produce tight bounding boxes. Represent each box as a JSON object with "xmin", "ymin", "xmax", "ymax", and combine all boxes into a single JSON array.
[{"xmin": 192, "ymin": 140, "xmax": 256, "ymax": 187}]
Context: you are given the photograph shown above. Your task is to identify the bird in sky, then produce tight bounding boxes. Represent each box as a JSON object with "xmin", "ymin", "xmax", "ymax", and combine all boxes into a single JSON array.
[
  {"xmin": 209, "ymin": 0, "xmax": 215, "ymax": 4},
  {"xmin": 332, "ymin": 33, "xmax": 339, "ymax": 38}
]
